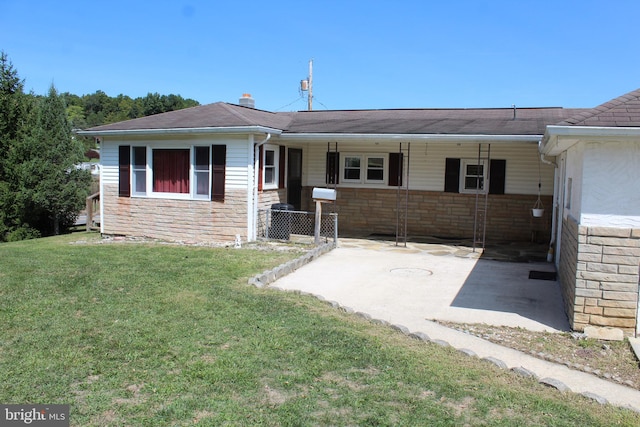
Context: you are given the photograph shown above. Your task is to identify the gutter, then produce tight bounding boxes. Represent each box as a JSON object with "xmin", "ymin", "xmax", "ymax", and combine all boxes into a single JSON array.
[
  {"xmin": 77, "ymin": 126, "xmax": 283, "ymax": 137},
  {"xmin": 539, "ymin": 141, "xmax": 558, "ymax": 262},
  {"xmin": 541, "ymin": 125, "xmax": 640, "ymax": 156},
  {"xmin": 251, "ymin": 133, "xmax": 271, "ymax": 241},
  {"xmin": 279, "ymin": 133, "xmax": 542, "ymax": 143},
  {"xmin": 545, "ymin": 125, "xmax": 640, "ymax": 138}
]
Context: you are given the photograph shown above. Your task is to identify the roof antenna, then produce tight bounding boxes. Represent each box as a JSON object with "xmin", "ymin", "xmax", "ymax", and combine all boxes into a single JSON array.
[{"xmin": 512, "ymin": 104, "xmax": 517, "ymax": 120}]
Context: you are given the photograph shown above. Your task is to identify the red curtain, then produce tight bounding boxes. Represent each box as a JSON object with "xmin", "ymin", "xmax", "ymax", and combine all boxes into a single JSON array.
[{"xmin": 153, "ymin": 149, "xmax": 189, "ymax": 193}]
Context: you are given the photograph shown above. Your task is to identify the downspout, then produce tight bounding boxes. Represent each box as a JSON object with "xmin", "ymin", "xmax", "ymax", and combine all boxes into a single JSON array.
[
  {"xmin": 539, "ymin": 144, "xmax": 558, "ymax": 262},
  {"xmin": 251, "ymin": 133, "xmax": 271, "ymax": 241}
]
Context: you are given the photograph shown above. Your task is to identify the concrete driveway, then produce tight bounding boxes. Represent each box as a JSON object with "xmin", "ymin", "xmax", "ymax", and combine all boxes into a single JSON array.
[{"xmin": 272, "ymin": 238, "xmax": 570, "ymax": 332}]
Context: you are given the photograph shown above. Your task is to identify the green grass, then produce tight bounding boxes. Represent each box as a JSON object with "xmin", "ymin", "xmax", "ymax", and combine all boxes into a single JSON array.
[{"xmin": 1, "ymin": 233, "xmax": 639, "ymax": 426}]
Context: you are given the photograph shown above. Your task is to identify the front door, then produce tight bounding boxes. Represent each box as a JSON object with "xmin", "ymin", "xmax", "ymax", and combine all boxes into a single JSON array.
[{"xmin": 287, "ymin": 148, "xmax": 302, "ymax": 210}]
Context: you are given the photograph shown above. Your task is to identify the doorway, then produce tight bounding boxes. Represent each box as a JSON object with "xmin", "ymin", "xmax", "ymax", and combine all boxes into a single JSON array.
[{"xmin": 287, "ymin": 148, "xmax": 302, "ymax": 210}]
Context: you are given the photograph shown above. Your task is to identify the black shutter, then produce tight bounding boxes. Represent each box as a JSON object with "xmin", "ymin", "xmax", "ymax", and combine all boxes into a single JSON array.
[
  {"xmin": 211, "ymin": 145, "xmax": 226, "ymax": 201},
  {"xmin": 118, "ymin": 145, "xmax": 131, "ymax": 197},
  {"xmin": 489, "ymin": 159, "xmax": 506, "ymax": 195},
  {"xmin": 444, "ymin": 158, "xmax": 460, "ymax": 193},
  {"xmin": 326, "ymin": 152, "xmax": 339, "ymax": 185},
  {"xmin": 279, "ymin": 146, "xmax": 286, "ymax": 189},
  {"xmin": 389, "ymin": 152, "xmax": 403, "ymax": 186}
]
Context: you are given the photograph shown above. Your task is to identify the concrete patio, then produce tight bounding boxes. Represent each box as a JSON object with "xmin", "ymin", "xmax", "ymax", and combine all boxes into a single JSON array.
[
  {"xmin": 267, "ymin": 238, "xmax": 640, "ymax": 410},
  {"xmin": 273, "ymin": 237, "xmax": 569, "ymax": 332}
]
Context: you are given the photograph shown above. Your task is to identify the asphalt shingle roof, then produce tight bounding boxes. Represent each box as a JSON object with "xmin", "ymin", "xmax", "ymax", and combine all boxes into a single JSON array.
[
  {"xmin": 559, "ymin": 88, "xmax": 640, "ymax": 127},
  {"xmin": 85, "ymin": 102, "xmax": 588, "ymax": 137},
  {"xmin": 86, "ymin": 102, "xmax": 293, "ymax": 132},
  {"xmin": 86, "ymin": 89, "xmax": 640, "ymax": 136},
  {"xmin": 284, "ymin": 108, "xmax": 586, "ymax": 135}
]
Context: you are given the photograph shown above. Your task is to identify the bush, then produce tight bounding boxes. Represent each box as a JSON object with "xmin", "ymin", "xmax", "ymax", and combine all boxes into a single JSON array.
[{"xmin": 6, "ymin": 225, "xmax": 41, "ymax": 242}]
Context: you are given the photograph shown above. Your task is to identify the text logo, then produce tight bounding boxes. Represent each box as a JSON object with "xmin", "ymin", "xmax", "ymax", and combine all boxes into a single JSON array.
[{"xmin": 1, "ymin": 405, "xmax": 69, "ymax": 426}]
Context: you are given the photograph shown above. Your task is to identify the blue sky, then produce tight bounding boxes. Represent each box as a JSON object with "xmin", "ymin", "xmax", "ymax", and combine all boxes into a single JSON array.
[{"xmin": 2, "ymin": 0, "xmax": 639, "ymax": 111}]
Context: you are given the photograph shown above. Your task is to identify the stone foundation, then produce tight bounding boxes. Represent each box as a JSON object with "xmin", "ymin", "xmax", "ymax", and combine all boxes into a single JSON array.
[
  {"xmin": 560, "ymin": 216, "xmax": 639, "ymax": 336},
  {"xmin": 102, "ymin": 184, "xmax": 248, "ymax": 244},
  {"xmin": 302, "ymin": 187, "xmax": 551, "ymax": 243}
]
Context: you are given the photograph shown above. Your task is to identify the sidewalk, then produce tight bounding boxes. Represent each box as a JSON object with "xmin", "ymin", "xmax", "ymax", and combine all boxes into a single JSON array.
[{"xmin": 268, "ymin": 239, "xmax": 640, "ymax": 412}]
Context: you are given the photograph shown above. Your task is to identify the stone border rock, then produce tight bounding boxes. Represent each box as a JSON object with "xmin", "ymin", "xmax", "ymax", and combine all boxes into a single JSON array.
[
  {"xmin": 248, "ymin": 242, "xmax": 335, "ymax": 288},
  {"xmin": 284, "ymin": 295, "xmax": 639, "ymax": 411},
  {"xmin": 254, "ymin": 243, "xmax": 640, "ymax": 413}
]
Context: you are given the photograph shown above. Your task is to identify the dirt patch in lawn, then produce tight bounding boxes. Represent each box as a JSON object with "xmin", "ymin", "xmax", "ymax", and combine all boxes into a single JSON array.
[{"xmin": 435, "ymin": 321, "xmax": 640, "ymax": 390}]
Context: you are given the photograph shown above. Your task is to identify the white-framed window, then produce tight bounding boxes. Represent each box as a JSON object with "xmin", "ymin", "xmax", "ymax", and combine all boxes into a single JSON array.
[
  {"xmin": 366, "ymin": 156, "xmax": 384, "ymax": 182},
  {"xmin": 263, "ymin": 144, "xmax": 279, "ymax": 190},
  {"xmin": 193, "ymin": 146, "xmax": 210, "ymax": 199},
  {"xmin": 126, "ymin": 145, "xmax": 216, "ymax": 200},
  {"xmin": 343, "ymin": 155, "xmax": 361, "ymax": 182},
  {"xmin": 342, "ymin": 154, "xmax": 386, "ymax": 184},
  {"xmin": 132, "ymin": 146, "xmax": 147, "ymax": 196},
  {"xmin": 460, "ymin": 159, "xmax": 487, "ymax": 193}
]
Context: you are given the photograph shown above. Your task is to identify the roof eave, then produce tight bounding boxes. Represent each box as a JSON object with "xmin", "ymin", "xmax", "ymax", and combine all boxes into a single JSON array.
[
  {"xmin": 541, "ymin": 125, "xmax": 640, "ymax": 156},
  {"xmin": 76, "ymin": 126, "xmax": 284, "ymax": 137},
  {"xmin": 279, "ymin": 133, "xmax": 542, "ymax": 143}
]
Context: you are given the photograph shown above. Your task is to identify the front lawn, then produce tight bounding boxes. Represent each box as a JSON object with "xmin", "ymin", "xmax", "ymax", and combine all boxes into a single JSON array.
[{"xmin": 0, "ymin": 233, "xmax": 638, "ymax": 426}]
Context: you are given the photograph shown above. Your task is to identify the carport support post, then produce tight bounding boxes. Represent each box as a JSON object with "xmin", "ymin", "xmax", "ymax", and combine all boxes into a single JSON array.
[{"xmin": 314, "ymin": 200, "xmax": 322, "ymax": 245}]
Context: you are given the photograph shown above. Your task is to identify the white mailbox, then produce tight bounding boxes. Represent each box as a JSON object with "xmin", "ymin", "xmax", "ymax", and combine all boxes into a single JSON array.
[{"xmin": 312, "ymin": 187, "xmax": 337, "ymax": 201}]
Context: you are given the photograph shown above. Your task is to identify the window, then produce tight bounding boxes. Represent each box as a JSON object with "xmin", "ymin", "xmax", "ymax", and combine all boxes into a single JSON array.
[
  {"xmin": 343, "ymin": 156, "xmax": 361, "ymax": 181},
  {"xmin": 445, "ymin": 158, "xmax": 506, "ymax": 194},
  {"xmin": 367, "ymin": 157, "xmax": 384, "ymax": 181},
  {"xmin": 460, "ymin": 160, "xmax": 486, "ymax": 193},
  {"xmin": 262, "ymin": 145, "xmax": 279, "ymax": 189},
  {"xmin": 118, "ymin": 144, "xmax": 226, "ymax": 201},
  {"xmin": 342, "ymin": 154, "xmax": 386, "ymax": 184},
  {"xmin": 132, "ymin": 147, "xmax": 147, "ymax": 195},
  {"xmin": 194, "ymin": 146, "xmax": 210, "ymax": 198},
  {"xmin": 153, "ymin": 149, "xmax": 190, "ymax": 193}
]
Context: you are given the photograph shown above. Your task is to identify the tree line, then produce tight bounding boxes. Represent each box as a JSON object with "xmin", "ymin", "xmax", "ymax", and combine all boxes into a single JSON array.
[
  {"xmin": 64, "ymin": 90, "xmax": 199, "ymax": 130},
  {"xmin": 0, "ymin": 51, "xmax": 199, "ymax": 241}
]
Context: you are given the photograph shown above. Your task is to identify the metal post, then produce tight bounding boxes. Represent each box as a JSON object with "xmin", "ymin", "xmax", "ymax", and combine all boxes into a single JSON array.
[
  {"xmin": 333, "ymin": 213, "xmax": 338, "ymax": 245},
  {"xmin": 308, "ymin": 59, "xmax": 313, "ymax": 111},
  {"xmin": 86, "ymin": 195, "xmax": 93, "ymax": 232},
  {"xmin": 314, "ymin": 200, "xmax": 322, "ymax": 245},
  {"xmin": 265, "ymin": 209, "xmax": 270, "ymax": 239}
]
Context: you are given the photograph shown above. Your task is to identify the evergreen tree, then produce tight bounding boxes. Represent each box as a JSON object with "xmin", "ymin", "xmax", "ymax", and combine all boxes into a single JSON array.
[
  {"xmin": 0, "ymin": 51, "xmax": 29, "ymax": 240},
  {"xmin": 0, "ymin": 52, "xmax": 25, "ymax": 160},
  {"xmin": 1, "ymin": 51, "xmax": 199, "ymax": 241},
  {"xmin": 16, "ymin": 85, "xmax": 92, "ymax": 235}
]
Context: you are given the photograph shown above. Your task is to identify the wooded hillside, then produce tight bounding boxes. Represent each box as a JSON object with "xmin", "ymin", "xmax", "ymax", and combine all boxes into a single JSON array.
[{"xmin": 62, "ymin": 91, "xmax": 200, "ymax": 129}]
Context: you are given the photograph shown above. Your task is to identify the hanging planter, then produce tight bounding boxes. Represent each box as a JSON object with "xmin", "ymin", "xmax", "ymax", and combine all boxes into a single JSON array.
[
  {"xmin": 532, "ymin": 156, "xmax": 544, "ymax": 217},
  {"xmin": 532, "ymin": 198, "xmax": 544, "ymax": 217}
]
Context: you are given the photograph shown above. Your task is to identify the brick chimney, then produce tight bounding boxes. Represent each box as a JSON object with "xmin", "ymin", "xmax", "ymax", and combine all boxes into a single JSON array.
[{"xmin": 239, "ymin": 93, "xmax": 255, "ymax": 108}]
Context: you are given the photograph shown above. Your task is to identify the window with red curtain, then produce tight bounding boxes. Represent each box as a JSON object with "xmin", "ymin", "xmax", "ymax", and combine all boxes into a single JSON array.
[{"xmin": 153, "ymin": 149, "xmax": 190, "ymax": 193}]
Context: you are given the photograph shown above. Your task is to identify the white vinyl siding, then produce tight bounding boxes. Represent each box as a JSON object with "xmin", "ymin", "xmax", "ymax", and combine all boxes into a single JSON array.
[
  {"xmin": 100, "ymin": 135, "xmax": 251, "ymax": 190},
  {"xmin": 301, "ymin": 139, "xmax": 553, "ymax": 196}
]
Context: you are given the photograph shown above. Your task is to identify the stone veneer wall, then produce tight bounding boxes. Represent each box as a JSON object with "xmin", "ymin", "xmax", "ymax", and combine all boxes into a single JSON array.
[
  {"xmin": 102, "ymin": 184, "xmax": 248, "ymax": 244},
  {"xmin": 301, "ymin": 187, "xmax": 551, "ymax": 242},
  {"xmin": 258, "ymin": 189, "xmax": 287, "ymax": 210},
  {"xmin": 560, "ymin": 215, "xmax": 639, "ymax": 336}
]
